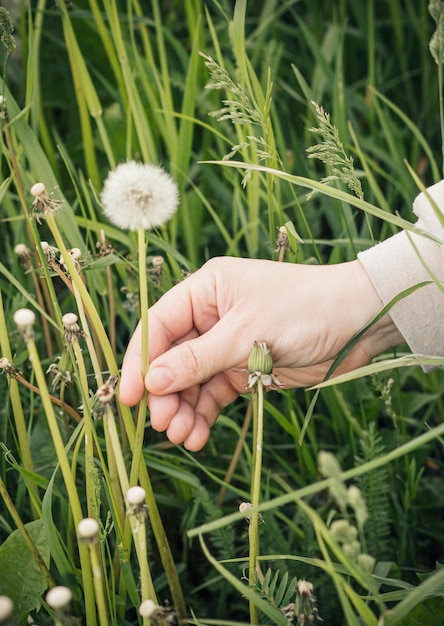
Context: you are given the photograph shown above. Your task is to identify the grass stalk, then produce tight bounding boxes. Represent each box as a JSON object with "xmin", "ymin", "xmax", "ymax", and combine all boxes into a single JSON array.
[
  {"xmin": 0, "ymin": 288, "xmax": 38, "ymax": 506},
  {"xmin": 22, "ymin": 335, "xmax": 97, "ymax": 625}
]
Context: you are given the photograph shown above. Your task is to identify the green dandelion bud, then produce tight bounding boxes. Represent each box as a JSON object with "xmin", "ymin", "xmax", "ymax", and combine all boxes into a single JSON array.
[{"xmin": 248, "ymin": 340, "xmax": 273, "ymax": 375}]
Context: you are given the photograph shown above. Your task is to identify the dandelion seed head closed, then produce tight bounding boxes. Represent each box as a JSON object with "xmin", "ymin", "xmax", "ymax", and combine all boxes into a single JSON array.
[{"xmin": 100, "ymin": 161, "xmax": 179, "ymax": 231}]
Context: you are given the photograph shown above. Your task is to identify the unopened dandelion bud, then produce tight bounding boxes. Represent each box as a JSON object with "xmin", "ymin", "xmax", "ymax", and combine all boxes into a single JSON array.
[
  {"xmin": 248, "ymin": 341, "xmax": 273, "ymax": 375},
  {"xmin": 357, "ymin": 553, "xmax": 375, "ymax": 572},
  {"xmin": 139, "ymin": 599, "xmax": 158, "ymax": 619},
  {"xmin": 45, "ymin": 586, "xmax": 72, "ymax": 610},
  {"xmin": 100, "ymin": 160, "xmax": 179, "ymax": 231},
  {"xmin": 77, "ymin": 517, "xmax": 100, "ymax": 544},
  {"xmin": 0, "ymin": 596, "xmax": 13, "ymax": 622},
  {"xmin": 347, "ymin": 485, "xmax": 368, "ymax": 527}
]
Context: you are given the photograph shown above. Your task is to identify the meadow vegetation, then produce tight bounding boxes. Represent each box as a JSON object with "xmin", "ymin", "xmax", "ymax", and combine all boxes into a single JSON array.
[{"xmin": 0, "ymin": 1, "xmax": 444, "ymax": 624}]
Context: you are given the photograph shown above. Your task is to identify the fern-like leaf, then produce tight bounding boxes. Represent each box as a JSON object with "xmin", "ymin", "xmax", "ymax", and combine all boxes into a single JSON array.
[{"xmin": 355, "ymin": 423, "xmax": 391, "ymax": 559}]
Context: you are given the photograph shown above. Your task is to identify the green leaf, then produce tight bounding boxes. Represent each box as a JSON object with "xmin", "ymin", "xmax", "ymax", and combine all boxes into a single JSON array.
[
  {"xmin": 399, "ymin": 596, "xmax": 444, "ymax": 625},
  {"xmin": 0, "ymin": 520, "xmax": 50, "ymax": 622}
]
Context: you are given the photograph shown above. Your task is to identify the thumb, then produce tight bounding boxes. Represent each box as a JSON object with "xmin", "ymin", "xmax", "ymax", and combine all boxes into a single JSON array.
[{"xmin": 145, "ymin": 315, "xmax": 246, "ymax": 394}]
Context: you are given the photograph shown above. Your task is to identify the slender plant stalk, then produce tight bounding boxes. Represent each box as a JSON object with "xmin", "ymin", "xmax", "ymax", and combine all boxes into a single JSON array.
[
  {"xmin": 104, "ymin": 404, "xmax": 157, "ymax": 606},
  {"xmin": 0, "ymin": 289, "xmax": 38, "ymax": 505},
  {"xmin": 248, "ymin": 379, "xmax": 264, "ymax": 625},
  {"xmin": 71, "ymin": 340, "xmax": 96, "ymax": 519},
  {"xmin": 87, "ymin": 541, "xmax": 109, "ymax": 626},
  {"xmin": 45, "ymin": 210, "xmax": 186, "ymax": 620},
  {"xmin": 23, "ymin": 337, "xmax": 97, "ymax": 625}
]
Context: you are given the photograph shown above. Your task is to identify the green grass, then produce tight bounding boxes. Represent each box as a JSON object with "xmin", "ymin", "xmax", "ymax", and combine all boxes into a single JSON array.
[{"xmin": 1, "ymin": 1, "xmax": 444, "ymax": 624}]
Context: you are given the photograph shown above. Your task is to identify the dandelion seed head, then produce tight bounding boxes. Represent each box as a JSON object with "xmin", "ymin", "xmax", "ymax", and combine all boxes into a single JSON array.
[{"xmin": 100, "ymin": 161, "xmax": 179, "ymax": 231}]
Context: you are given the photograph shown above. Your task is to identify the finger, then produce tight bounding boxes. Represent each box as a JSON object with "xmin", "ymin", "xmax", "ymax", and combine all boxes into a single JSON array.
[
  {"xmin": 182, "ymin": 373, "xmax": 244, "ymax": 451},
  {"xmin": 144, "ymin": 309, "xmax": 256, "ymax": 395},
  {"xmin": 148, "ymin": 383, "xmax": 200, "ymax": 428},
  {"xmin": 119, "ymin": 322, "xmax": 144, "ymax": 406},
  {"xmin": 194, "ymin": 371, "xmax": 244, "ymax": 425},
  {"xmin": 183, "ymin": 414, "xmax": 211, "ymax": 451},
  {"xmin": 146, "ymin": 269, "xmax": 220, "ymax": 360}
]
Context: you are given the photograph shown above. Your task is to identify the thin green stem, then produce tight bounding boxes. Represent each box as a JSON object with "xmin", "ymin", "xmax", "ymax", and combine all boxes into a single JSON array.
[
  {"xmin": 24, "ymin": 337, "xmax": 96, "ymax": 625},
  {"xmin": 138, "ymin": 227, "xmax": 149, "ymax": 377},
  {"xmin": 0, "ymin": 289, "xmax": 38, "ymax": 507},
  {"xmin": 248, "ymin": 380, "xmax": 264, "ymax": 624},
  {"xmin": 88, "ymin": 542, "xmax": 110, "ymax": 626}
]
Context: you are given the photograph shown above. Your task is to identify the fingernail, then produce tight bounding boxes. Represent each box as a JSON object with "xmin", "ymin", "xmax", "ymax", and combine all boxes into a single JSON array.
[{"xmin": 145, "ymin": 366, "xmax": 173, "ymax": 392}]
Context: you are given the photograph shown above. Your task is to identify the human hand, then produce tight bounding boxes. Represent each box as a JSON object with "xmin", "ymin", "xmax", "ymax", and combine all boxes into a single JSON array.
[{"xmin": 119, "ymin": 257, "xmax": 403, "ymax": 450}]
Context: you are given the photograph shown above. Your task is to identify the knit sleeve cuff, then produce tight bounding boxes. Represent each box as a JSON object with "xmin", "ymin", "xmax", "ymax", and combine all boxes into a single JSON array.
[{"xmin": 357, "ymin": 180, "xmax": 444, "ymax": 369}]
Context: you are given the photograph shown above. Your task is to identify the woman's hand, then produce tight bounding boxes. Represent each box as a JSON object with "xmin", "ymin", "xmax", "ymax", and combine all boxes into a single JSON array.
[{"xmin": 120, "ymin": 257, "xmax": 403, "ymax": 450}]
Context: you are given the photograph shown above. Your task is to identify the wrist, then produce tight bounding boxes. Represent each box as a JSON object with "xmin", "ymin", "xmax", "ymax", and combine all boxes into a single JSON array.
[{"xmin": 350, "ymin": 259, "xmax": 404, "ymax": 360}]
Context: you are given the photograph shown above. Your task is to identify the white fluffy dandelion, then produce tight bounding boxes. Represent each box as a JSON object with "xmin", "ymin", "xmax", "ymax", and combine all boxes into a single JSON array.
[{"xmin": 100, "ymin": 161, "xmax": 179, "ymax": 231}]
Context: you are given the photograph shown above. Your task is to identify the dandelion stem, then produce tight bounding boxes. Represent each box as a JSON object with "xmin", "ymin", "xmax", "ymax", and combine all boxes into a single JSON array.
[
  {"xmin": 249, "ymin": 379, "xmax": 264, "ymax": 625},
  {"xmin": 0, "ymin": 289, "xmax": 39, "ymax": 507},
  {"xmin": 138, "ymin": 226, "xmax": 149, "ymax": 376},
  {"xmin": 23, "ymin": 337, "xmax": 96, "ymax": 625},
  {"xmin": 87, "ymin": 541, "xmax": 109, "ymax": 626}
]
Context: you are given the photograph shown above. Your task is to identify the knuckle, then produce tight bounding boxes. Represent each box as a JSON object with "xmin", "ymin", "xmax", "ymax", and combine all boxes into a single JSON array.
[{"xmin": 179, "ymin": 340, "xmax": 202, "ymax": 377}]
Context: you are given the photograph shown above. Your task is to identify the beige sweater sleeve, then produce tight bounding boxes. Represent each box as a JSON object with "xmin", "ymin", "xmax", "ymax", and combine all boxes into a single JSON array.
[{"xmin": 357, "ymin": 180, "xmax": 444, "ymax": 368}]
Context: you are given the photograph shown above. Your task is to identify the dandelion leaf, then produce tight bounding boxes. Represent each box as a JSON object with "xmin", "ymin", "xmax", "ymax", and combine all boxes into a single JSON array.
[{"xmin": 0, "ymin": 520, "xmax": 50, "ymax": 622}]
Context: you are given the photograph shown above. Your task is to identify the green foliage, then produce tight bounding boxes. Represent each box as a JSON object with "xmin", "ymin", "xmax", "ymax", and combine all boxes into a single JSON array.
[
  {"xmin": 0, "ymin": 1, "xmax": 443, "ymax": 624},
  {"xmin": 355, "ymin": 422, "xmax": 391, "ymax": 560},
  {"xmin": 0, "ymin": 520, "xmax": 50, "ymax": 622}
]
